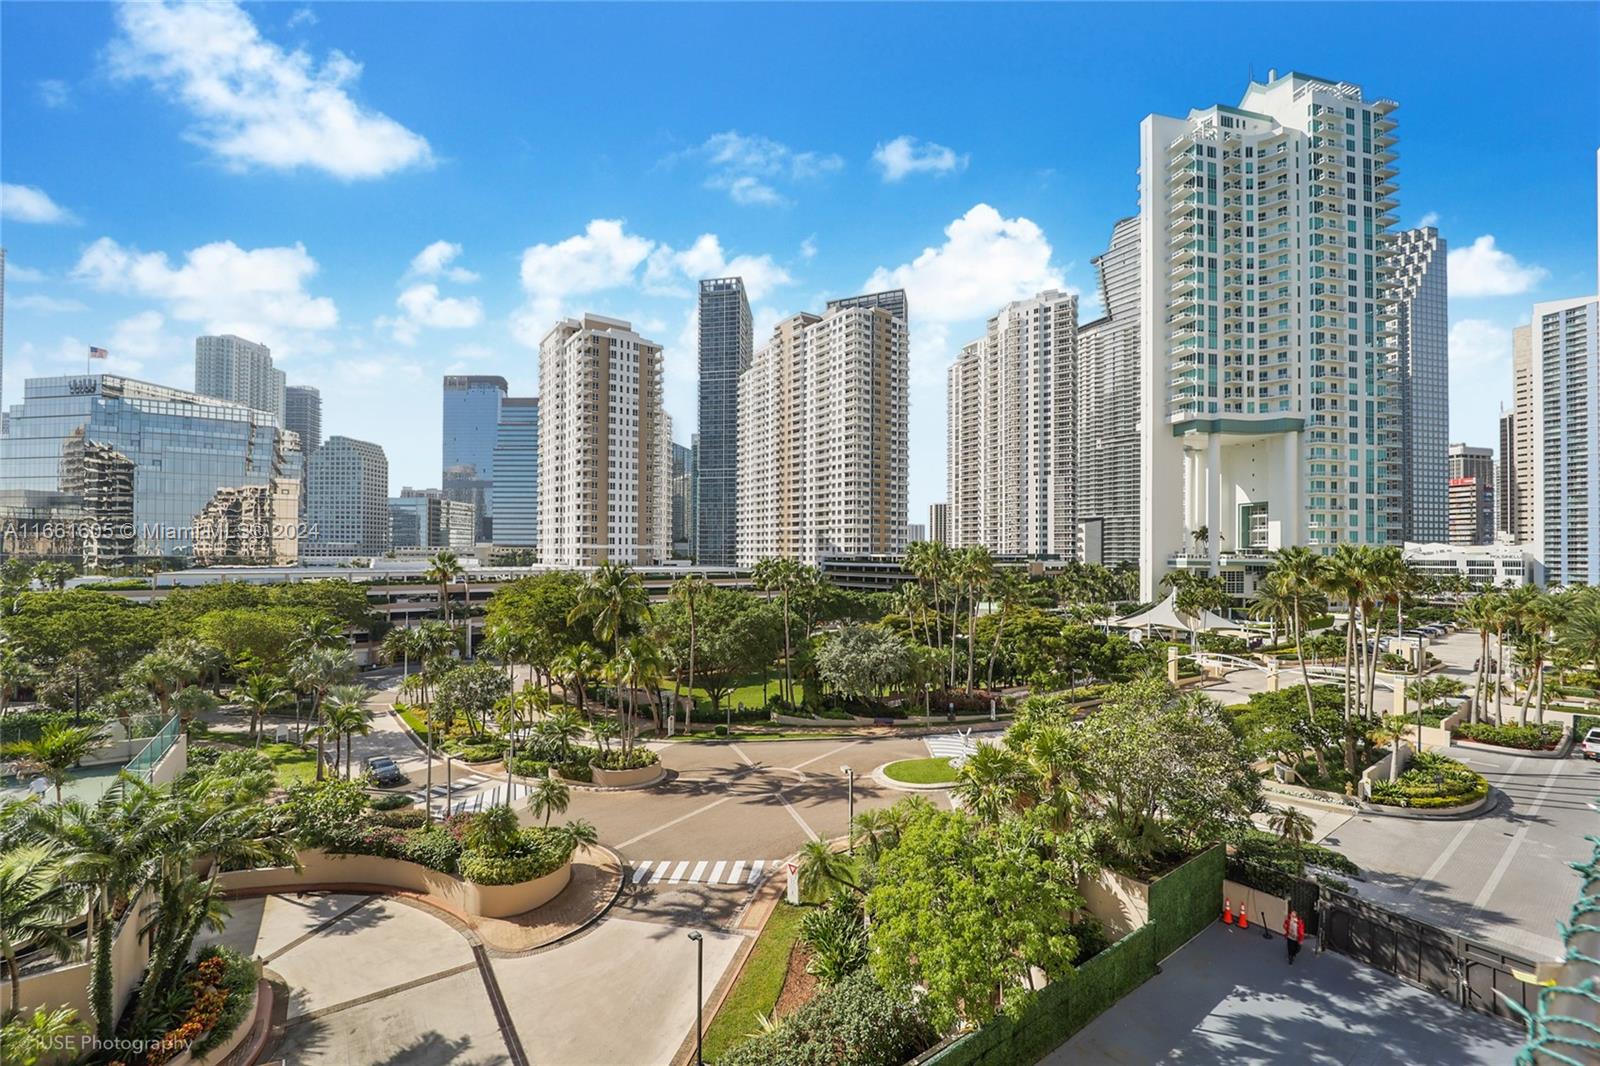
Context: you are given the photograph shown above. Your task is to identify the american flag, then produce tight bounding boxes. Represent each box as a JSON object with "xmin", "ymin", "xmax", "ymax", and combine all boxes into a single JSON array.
[{"xmin": 88, "ymin": 346, "xmax": 108, "ymax": 360}]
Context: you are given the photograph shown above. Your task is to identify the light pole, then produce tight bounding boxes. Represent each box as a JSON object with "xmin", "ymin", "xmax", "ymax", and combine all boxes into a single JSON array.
[
  {"xmin": 687, "ymin": 931, "xmax": 704, "ymax": 1065},
  {"xmin": 841, "ymin": 765, "xmax": 855, "ymax": 852}
]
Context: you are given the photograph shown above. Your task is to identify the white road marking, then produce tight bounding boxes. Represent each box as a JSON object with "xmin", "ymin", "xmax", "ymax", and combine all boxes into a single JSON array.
[
  {"xmin": 747, "ymin": 860, "xmax": 765, "ymax": 884},
  {"xmin": 688, "ymin": 860, "xmax": 709, "ymax": 884},
  {"xmin": 631, "ymin": 861, "xmax": 656, "ymax": 885},
  {"xmin": 708, "ymin": 861, "xmax": 727, "ymax": 884},
  {"xmin": 665, "ymin": 861, "xmax": 690, "ymax": 884},
  {"xmin": 728, "ymin": 861, "xmax": 746, "ymax": 884},
  {"xmin": 1472, "ymin": 759, "xmax": 1566, "ymax": 911},
  {"xmin": 1409, "ymin": 820, "xmax": 1477, "ymax": 896}
]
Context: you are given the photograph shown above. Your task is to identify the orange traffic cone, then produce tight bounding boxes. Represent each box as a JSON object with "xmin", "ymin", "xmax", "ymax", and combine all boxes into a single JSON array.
[
  {"xmin": 1223, "ymin": 898, "xmax": 1233, "ymax": 925},
  {"xmin": 1238, "ymin": 907, "xmax": 1249, "ymax": 931}
]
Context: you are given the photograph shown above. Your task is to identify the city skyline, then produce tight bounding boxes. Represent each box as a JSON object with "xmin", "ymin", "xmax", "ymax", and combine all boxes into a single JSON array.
[{"xmin": 2, "ymin": 2, "xmax": 1596, "ymax": 522}]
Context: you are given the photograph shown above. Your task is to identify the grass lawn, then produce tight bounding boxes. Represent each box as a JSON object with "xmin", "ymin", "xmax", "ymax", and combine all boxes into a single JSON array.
[
  {"xmin": 882, "ymin": 756, "xmax": 957, "ymax": 785},
  {"xmin": 681, "ymin": 676, "xmax": 811, "ymax": 712},
  {"xmin": 703, "ymin": 903, "xmax": 805, "ymax": 1063},
  {"xmin": 394, "ymin": 702, "xmax": 431, "ymax": 737},
  {"xmin": 208, "ymin": 734, "xmax": 320, "ymax": 787}
]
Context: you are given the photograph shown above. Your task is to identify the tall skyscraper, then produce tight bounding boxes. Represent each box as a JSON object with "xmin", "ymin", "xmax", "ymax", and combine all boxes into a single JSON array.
[
  {"xmin": 0, "ymin": 373, "xmax": 300, "ymax": 559},
  {"xmin": 1497, "ymin": 405, "xmax": 1516, "ymax": 540},
  {"xmin": 1508, "ymin": 324, "xmax": 1536, "ymax": 543},
  {"xmin": 928, "ymin": 502, "xmax": 949, "ymax": 545},
  {"xmin": 1448, "ymin": 443, "xmax": 1494, "ymax": 547},
  {"xmin": 1, "ymin": 247, "xmax": 7, "ymax": 429},
  {"xmin": 671, "ymin": 439, "xmax": 696, "ymax": 558},
  {"xmin": 284, "ymin": 384, "xmax": 322, "ymax": 455},
  {"xmin": 737, "ymin": 290, "xmax": 908, "ymax": 565},
  {"xmin": 195, "ymin": 334, "xmax": 285, "ymax": 423},
  {"xmin": 1393, "ymin": 227, "xmax": 1449, "ymax": 543},
  {"xmin": 304, "ymin": 436, "xmax": 390, "ymax": 559},
  {"xmin": 538, "ymin": 314, "xmax": 669, "ymax": 566},
  {"xmin": 1077, "ymin": 217, "xmax": 1143, "ymax": 568},
  {"xmin": 946, "ymin": 290, "xmax": 1078, "ymax": 557},
  {"xmin": 695, "ymin": 277, "xmax": 752, "ymax": 566},
  {"xmin": 1531, "ymin": 295, "xmax": 1600, "ymax": 585},
  {"xmin": 1136, "ymin": 72, "xmax": 1401, "ymax": 599},
  {"xmin": 491, "ymin": 396, "xmax": 539, "ymax": 548},
  {"xmin": 442, "ymin": 375, "xmax": 506, "ymax": 541}
]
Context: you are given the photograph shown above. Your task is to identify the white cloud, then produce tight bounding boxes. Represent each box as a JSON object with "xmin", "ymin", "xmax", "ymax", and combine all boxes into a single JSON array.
[
  {"xmin": 383, "ymin": 283, "xmax": 483, "ymax": 344},
  {"xmin": 872, "ymin": 135, "xmax": 969, "ymax": 182},
  {"xmin": 37, "ymin": 79, "xmax": 71, "ymax": 109},
  {"xmin": 286, "ymin": 6, "xmax": 317, "ymax": 29},
  {"xmin": 643, "ymin": 234, "xmax": 792, "ymax": 301},
  {"xmin": 109, "ymin": 310, "xmax": 178, "ymax": 364},
  {"xmin": 109, "ymin": 0, "xmax": 431, "ymax": 180},
  {"xmin": 799, "ymin": 236, "xmax": 818, "ymax": 261},
  {"xmin": 1417, "ymin": 211, "xmax": 1440, "ymax": 228},
  {"xmin": 4, "ymin": 262, "xmax": 47, "ymax": 282},
  {"xmin": 72, "ymin": 236, "xmax": 339, "ymax": 344},
  {"xmin": 1, "ymin": 183, "xmax": 77, "ymax": 224},
  {"xmin": 408, "ymin": 240, "xmax": 478, "ymax": 283},
  {"xmin": 1448, "ymin": 235, "xmax": 1548, "ymax": 297},
  {"xmin": 1450, "ymin": 318, "xmax": 1512, "ymax": 372},
  {"xmin": 864, "ymin": 203, "xmax": 1066, "ymax": 326},
  {"xmin": 512, "ymin": 219, "xmax": 655, "ymax": 344},
  {"xmin": 689, "ymin": 131, "xmax": 843, "ymax": 206},
  {"xmin": 11, "ymin": 294, "xmax": 87, "ymax": 314}
]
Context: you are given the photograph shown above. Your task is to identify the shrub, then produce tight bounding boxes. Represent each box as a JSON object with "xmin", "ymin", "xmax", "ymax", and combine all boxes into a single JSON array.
[
  {"xmin": 185, "ymin": 947, "xmax": 259, "ymax": 1059},
  {"xmin": 459, "ymin": 829, "xmax": 574, "ymax": 885},
  {"xmin": 1454, "ymin": 721, "xmax": 1563, "ymax": 750},
  {"xmin": 716, "ymin": 969, "xmax": 932, "ymax": 1066},
  {"xmin": 509, "ymin": 753, "xmax": 551, "ymax": 778},
  {"xmin": 557, "ymin": 759, "xmax": 593, "ymax": 782},
  {"xmin": 398, "ymin": 825, "xmax": 463, "ymax": 874},
  {"xmin": 1227, "ymin": 830, "xmax": 1358, "ymax": 896},
  {"xmin": 1369, "ymin": 751, "xmax": 1487, "ymax": 809},
  {"xmin": 592, "ymin": 748, "xmax": 659, "ymax": 771},
  {"xmin": 370, "ymin": 807, "xmax": 427, "ymax": 829},
  {"xmin": 1196, "ymin": 632, "xmax": 1250, "ymax": 656},
  {"xmin": 370, "ymin": 793, "xmax": 412, "ymax": 811},
  {"xmin": 712, "ymin": 725, "xmax": 728, "ymax": 737},
  {"xmin": 447, "ymin": 737, "xmax": 506, "ymax": 762}
]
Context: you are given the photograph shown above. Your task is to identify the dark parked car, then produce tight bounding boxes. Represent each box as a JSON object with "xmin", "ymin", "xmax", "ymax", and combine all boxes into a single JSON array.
[{"xmin": 364, "ymin": 755, "xmax": 406, "ymax": 787}]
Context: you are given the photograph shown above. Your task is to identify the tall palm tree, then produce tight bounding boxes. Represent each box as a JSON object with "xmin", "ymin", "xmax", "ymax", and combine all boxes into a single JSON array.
[
  {"xmin": 1459, "ymin": 591, "xmax": 1502, "ymax": 726},
  {"xmin": 235, "ymin": 673, "xmax": 289, "ymax": 746},
  {"xmin": 903, "ymin": 540, "xmax": 950, "ymax": 651},
  {"xmin": 1517, "ymin": 594, "xmax": 1566, "ymax": 726},
  {"xmin": 426, "ymin": 550, "xmax": 465, "ymax": 626},
  {"xmin": 795, "ymin": 839, "xmax": 859, "ymax": 900},
  {"xmin": 14, "ymin": 725, "xmax": 101, "ymax": 803},
  {"xmin": 752, "ymin": 558, "xmax": 802, "ymax": 706},
  {"xmin": 381, "ymin": 626, "xmax": 422, "ymax": 679},
  {"xmin": 554, "ymin": 643, "xmax": 604, "ymax": 721},
  {"xmin": 669, "ymin": 574, "xmax": 710, "ymax": 727},
  {"xmin": 1559, "ymin": 598, "xmax": 1600, "ymax": 680},
  {"xmin": 616, "ymin": 635, "xmax": 665, "ymax": 747},
  {"xmin": 570, "ymin": 561, "xmax": 651, "ymax": 731},
  {"xmin": 954, "ymin": 547, "xmax": 995, "ymax": 693},
  {"xmin": 848, "ymin": 808, "xmax": 900, "ymax": 863},
  {"xmin": 323, "ymin": 684, "xmax": 373, "ymax": 777},
  {"xmin": 289, "ymin": 646, "xmax": 356, "ymax": 780},
  {"xmin": 1269, "ymin": 805, "xmax": 1316, "ymax": 854},
  {"xmin": 0, "ymin": 843, "xmax": 81, "ymax": 1009},
  {"xmin": 1267, "ymin": 546, "xmax": 1329, "ymax": 723},
  {"xmin": 952, "ymin": 743, "xmax": 1028, "ymax": 825},
  {"xmin": 983, "ymin": 570, "xmax": 1030, "ymax": 692}
]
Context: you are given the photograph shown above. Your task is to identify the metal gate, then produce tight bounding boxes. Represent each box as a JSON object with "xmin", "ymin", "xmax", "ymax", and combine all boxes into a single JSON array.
[{"xmin": 1317, "ymin": 888, "xmax": 1535, "ymax": 1023}]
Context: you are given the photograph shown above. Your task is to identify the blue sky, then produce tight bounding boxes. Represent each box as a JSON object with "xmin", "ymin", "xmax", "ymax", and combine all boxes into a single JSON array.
[{"xmin": 3, "ymin": 1, "xmax": 1597, "ymax": 519}]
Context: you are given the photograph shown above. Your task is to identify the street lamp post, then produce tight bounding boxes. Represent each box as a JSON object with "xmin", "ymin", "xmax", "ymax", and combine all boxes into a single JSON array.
[
  {"xmin": 841, "ymin": 766, "xmax": 855, "ymax": 852},
  {"xmin": 687, "ymin": 931, "xmax": 704, "ymax": 1065}
]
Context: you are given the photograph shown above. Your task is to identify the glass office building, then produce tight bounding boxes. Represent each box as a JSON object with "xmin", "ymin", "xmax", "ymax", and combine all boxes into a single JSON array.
[
  {"xmin": 491, "ymin": 396, "xmax": 539, "ymax": 547},
  {"xmin": 0, "ymin": 373, "xmax": 301, "ymax": 558},
  {"xmin": 443, "ymin": 375, "xmax": 506, "ymax": 541},
  {"xmin": 696, "ymin": 278, "xmax": 751, "ymax": 566}
]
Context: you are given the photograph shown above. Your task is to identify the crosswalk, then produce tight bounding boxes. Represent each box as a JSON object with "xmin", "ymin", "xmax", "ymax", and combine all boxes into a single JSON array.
[
  {"xmin": 627, "ymin": 859, "xmax": 784, "ymax": 889},
  {"xmin": 925, "ymin": 730, "xmax": 981, "ymax": 766},
  {"xmin": 404, "ymin": 770, "xmax": 520, "ymax": 816}
]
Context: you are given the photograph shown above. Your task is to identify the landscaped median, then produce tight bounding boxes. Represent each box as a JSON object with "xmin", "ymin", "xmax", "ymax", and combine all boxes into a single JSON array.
[
  {"xmin": 1365, "ymin": 750, "xmax": 1491, "ymax": 815},
  {"xmin": 1453, "ymin": 721, "xmax": 1570, "ymax": 757},
  {"xmin": 881, "ymin": 756, "xmax": 958, "ymax": 786}
]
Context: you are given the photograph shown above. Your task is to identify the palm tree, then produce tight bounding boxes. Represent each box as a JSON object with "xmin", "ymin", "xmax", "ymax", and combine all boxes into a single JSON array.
[
  {"xmin": 526, "ymin": 776, "xmax": 571, "ymax": 828},
  {"xmin": 323, "ymin": 684, "xmax": 373, "ymax": 777},
  {"xmin": 1517, "ymin": 594, "xmax": 1566, "ymax": 726},
  {"xmin": 289, "ymin": 646, "xmax": 356, "ymax": 780},
  {"xmin": 795, "ymin": 839, "xmax": 859, "ymax": 900},
  {"xmin": 426, "ymin": 550, "xmax": 464, "ymax": 627},
  {"xmin": 1268, "ymin": 805, "xmax": 1316, "ymax": 855},
  {"xmin": 235, "ymin": 673, "xmax": 289, "ymax": 746},
  {"xmin": 533, "ymin": 708, "xmax": 587, "ymax": 764},
  {"xmin": 170, "ymin": 686, "xmax": 219, "ymax": 731},
  {"xmin": 1262, "ymin": 547, "xmax": 1328, "ymax": 723},
  {"xmin": 617, "ymin": 635, "xmax": 666, "ymax": 740},
  {"xmin": 14, "ymin": 725, "xmax": 100, "ymax": 803},
  {"xmin": 555, "ymin": 643, "xmax": 604, "ymax": 720},
  {"xmin": 952, "ymin": 546, "xmax": 995, "ymax": 693},
  {"xmin": 952, "ymin": 743, "xmax": 1027, "ymax": 825},
  {"xmin": 0, "ymin": 1007, "xmax": 87, "ymax": 1066},
  {"xmin": 290, "ymin": 616, "xmax": 346, "ymax": 656},
  {"xmin": 983, "ymin": 569, "xmax": 1029, "ymax": 692},
  {"xmin": 1372, "ymin": 716, "xmax": 1411, "ymax": 782},
  {"xmin": 847, "ymin": 808, "xmax": 900, "ymax": 863},
  {"xmin": 381, "ymin": 626, "xmax": 423, "ymax": 679},
  {"xmin": 752, "ymin": 558, "xmax": 804, "ymax": 706},
  {"xmin": 553, "ymin": 818, "xmax": 599, "ymax": 857},
  {"xmin": 1559, "ymin": 598, "xmax": 1600, "ymax": 676},
  {"xmin": 569, "ymin": 562, "xmax": 650, "ymax": 727},
  {"xmin": 126, "ymin": 645, "xmax": 198, "ymax": 718},
  {"xmin": 0, "ymin": 843, "xmax": 81, "ymax": 1009},
  {"xmin": 903, "ymin": 540, "xmax": 950, "ymax": 651},
  {"xmin": 1459, "ymin": 591, "xmax": 1501, "ymax": 726},
  {"xmin": 669, "ymin": 574, "xmax": 710, "ymax": 727}
]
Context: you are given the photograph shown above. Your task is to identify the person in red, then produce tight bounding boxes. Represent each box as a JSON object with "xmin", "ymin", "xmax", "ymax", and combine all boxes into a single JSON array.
[{"xmin": 1284, "ymin": 909, "xmax": 1305, "ymax": 964}]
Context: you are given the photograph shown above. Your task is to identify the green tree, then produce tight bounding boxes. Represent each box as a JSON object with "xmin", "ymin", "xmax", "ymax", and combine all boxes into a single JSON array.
[
  {"xmin": 865, "ymin": 804, "xmax": 1087, "ymax": 1029},
  {"xmin": 434, "ymin": 662, "xmax": 513, "ymax": 739},
  {"xmin": 322, "ymin": 685, "xmax": 373, "ymax": 777},
  {"xmin": 526, "ymin": 775, "xmax": 571, "ymax": 828},
  {"xmin": 667, "ymin": 574, "xmax": 711, "ymax": 726},
  {"xmin": 0, "ymin": 1007, "xmax": 87, "ymax": 1066},
  {"xmin": 288, "ymin": 646, "xmax": 355, "ymax": 780},
  {"xmin": 235, "ymin": 673, "xmax": 290, "ymax": 745},
  {"xmin": 815, "ymin": 626, "xmax": 912, "ymax": 702},
  {"xmin": 0, "ymin": 844, "xmax": 82, "ymax": 1010},
  {"xmin": 13, "ymin": 725, "xmax": 101, "ymax": 803},
  {"xmin": 426, "ymin": 550, "xmax": 464, "ymax": 626}
]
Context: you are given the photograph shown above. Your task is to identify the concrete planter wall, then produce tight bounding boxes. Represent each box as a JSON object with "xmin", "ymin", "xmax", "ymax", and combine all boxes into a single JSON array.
[
  {"xmin": 216, "ymin": 848, "xmax": 571, "ymax": 918},
  {"xmin": 1078, "ymin": 867, "xmax": 1150, "ymax": 938},
  {"xmin": 1223, "ymin": 878, "xmax": 1293, "ymax": 935},
  {"xmin": 1454, "ymin": 725, "xmax": 1573, "ymax": 760},
  {"xmin": 0, "ymin": 884, "xmax": 154, "ymax": 1027},
  {"xmin": 589, "ymin": 762, "xmax": 664, "ymax": 788}
]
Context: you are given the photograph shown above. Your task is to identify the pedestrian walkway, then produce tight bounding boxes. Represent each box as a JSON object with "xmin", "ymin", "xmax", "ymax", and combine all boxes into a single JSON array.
[
  {"xmin": 626, "ymin": 859, "xmax": 782, "ymax": 889},
  {"xmin": 925, "ymin": 730, "xmax": 980, "ymax": 766}
]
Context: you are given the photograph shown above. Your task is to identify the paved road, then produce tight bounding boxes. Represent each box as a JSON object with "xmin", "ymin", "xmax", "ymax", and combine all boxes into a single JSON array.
[{"xmin": 1048, "ymin": 923, "xmax": 1523, "ymax": 1064}]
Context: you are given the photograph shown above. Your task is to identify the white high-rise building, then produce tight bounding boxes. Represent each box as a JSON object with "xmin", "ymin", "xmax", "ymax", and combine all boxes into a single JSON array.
[
  {"xmin": 1137, "ymin": 71, "xmax": 1402, "ymax": 599},
  {"xmin": 946, "ymin": 290, "xmax": 1077, "ymax": 557},
  {"xmin": 303, "ymin": 436, "xmax": 390, "ymax": 559},
  {"xmin": 1393, "ymin": 226, "xmax": 1449, "ymax": 543},
  {"xmin": 195, "ymin": 334, "xmax": 285, "ymax": 423},
  {"xmin": 737, "ymin": 291, "xmax": 908, "ymax": 565},
  {"xmin": 538, "ymin": 314, "xmax": 669, "ymax": 567},
  {"xmin": 1077, "ymin": 217, "xmax": 1142, "ymax": 568},
  {"xmin": 1505, "ymin": 324, "xmax": 1537, "ymax": 543},
  {"xmin": 1531, "ymin": 295, "xmax": 1600, "ymax": 586}
]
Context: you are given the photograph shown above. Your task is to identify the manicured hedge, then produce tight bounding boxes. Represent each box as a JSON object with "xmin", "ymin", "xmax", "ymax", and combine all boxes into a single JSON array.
[
  {"xmin": 1146, "ymin": 845, "xmax": 1226, "ymax": 962},
  {"xmin": 717, "ymin": 969, "xmax": 933, "ymax": 1066},
  {"xmin": 1226, "ymin": 832, "xmax": 1357, "ymax": 897},
  {"xmin": 914, "ymin": 923, "xmax": 1158, "ymax": 1066},
  {"xmin": 1369, "ymin": 751, "xmax": 1488, "ymax": 809},
  {"xmin": 1454, "ymin": 721, "xmax": 1563, "ymax": 751}
]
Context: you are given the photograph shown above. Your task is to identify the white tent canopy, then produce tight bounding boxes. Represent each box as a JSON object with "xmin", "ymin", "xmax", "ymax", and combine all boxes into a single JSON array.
[{"xmin": 1111, "ymin": 590, "xmax": 1235, "ymax": 633}]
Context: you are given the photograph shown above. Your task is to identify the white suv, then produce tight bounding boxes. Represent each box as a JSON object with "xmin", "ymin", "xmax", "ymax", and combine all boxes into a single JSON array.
[{"xmin": 1581, "ymin": 728, "xmax": 1600, "ymax": 761}]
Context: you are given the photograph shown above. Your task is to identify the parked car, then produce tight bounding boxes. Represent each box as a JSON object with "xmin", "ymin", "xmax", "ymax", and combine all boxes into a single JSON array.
[
  {"xmin": 364, "ymin": 755, "xmax": 407, "ymax": 786},
  {"xmin": 1581, "ymin": 729, "xmax": 1600, "ymax": 761}
]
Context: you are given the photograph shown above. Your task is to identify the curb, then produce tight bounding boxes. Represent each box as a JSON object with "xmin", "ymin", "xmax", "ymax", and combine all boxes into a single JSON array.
[
  {"xmin": 872, "ymin": 761, "xmax": 958, "ymax": 793},
  {"xmin": 1357, "ymin": 786, "xmax": 1502, "ymax": 820}
]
